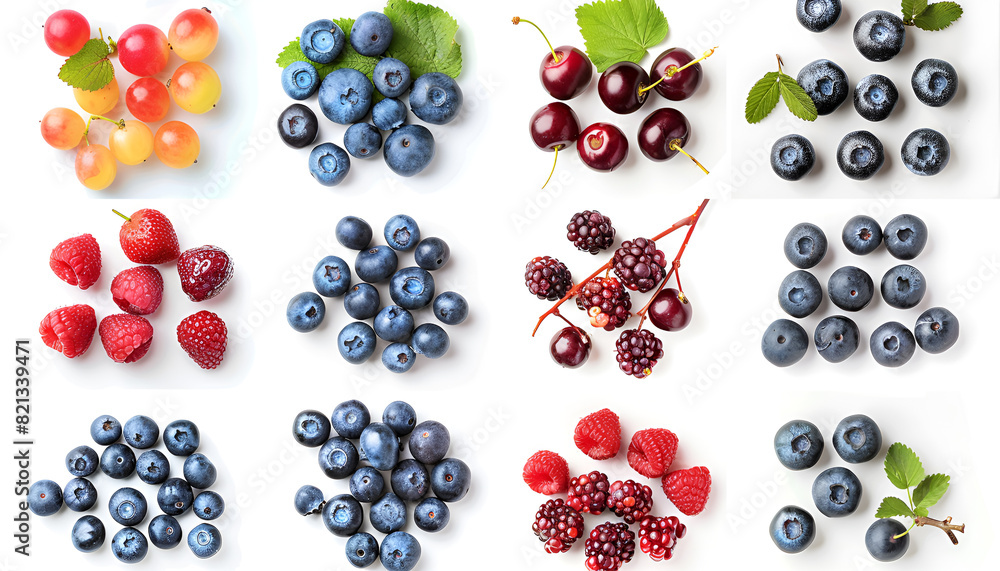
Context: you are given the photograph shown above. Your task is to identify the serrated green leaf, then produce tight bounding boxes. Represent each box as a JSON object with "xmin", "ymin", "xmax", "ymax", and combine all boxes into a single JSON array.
[
  {"xmin": 384, "ymin": 0, "xmax": 462, "ymax": 78},
  {"xmin": 876, "ymin": 496, "xmax": 915, "ymax": 519},
  {"xmin": 778, "ymin": 73, "xmax": 818, "ymax": 121},
  {"xmin": 885, "ymin": 442, "xmax": 926, "ymax": 490},
  {"xmin": 915, "ymin": 506, "xmax": 929, "ymax": 517},
  {"xmin": 275, "ymin": 19, "xmax": 380, "ymax": 85},
  {"xmin": 913, "ymin": 2, "xmax": 963, "ymax": 30},
  {"xmin": 58, "ymin": 38, "xmax": 114, "ymax": 91},
  {"xmin": 576, "ymin": 0, "xmax": 669, "ymax": 72},
  {"xmin": 902, "ymin": 0, "xmax": 929, "ymax": 24},
  {"xmin": 914, "ymin": 473, "xmax": 950, "ymax": 510},
  {"xmin": 745, "ymin": 72, "xmax": 781, "ymax": 124}
]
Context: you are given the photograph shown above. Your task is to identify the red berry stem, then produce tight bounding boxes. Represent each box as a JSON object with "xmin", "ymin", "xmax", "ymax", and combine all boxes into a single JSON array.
[
  {"xmin": 112, "ymin": 209, "xmax": 131, "ymax": 222},
  {"xmin": 512, "ymin": 17, "xmax": 559, "ymax": 63}
]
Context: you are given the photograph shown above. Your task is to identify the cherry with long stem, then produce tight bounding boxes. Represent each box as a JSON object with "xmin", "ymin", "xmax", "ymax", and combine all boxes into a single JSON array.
[
  {"xmin": 640, "ymin": 47, "xmax": 718, "ymax": 95},
  {"xmin": 512, "ymin": 17, "xmax": 558, "ymax": 62}
]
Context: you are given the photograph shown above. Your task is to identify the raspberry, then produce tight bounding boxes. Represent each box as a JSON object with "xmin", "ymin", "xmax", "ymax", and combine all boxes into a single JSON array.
[
  {"xmin": 117, "ymin": 208, "xmax": 181, "ymax": 264},
  {"xmin": 38, "ymin": 304, "xmax": 97, "ymax": 358},
  {"xmin": 525, "ymin": 256, "xmax": 573, "ymax": 301},
  {"xmin": 567, "ymin": 210, "xmax": 616, "ymax": 254},
  {"xmin": 575, "ymin": 277, "xmax": 632, "ymax": 330},
  {"xmin": 605, "ymin": 480, "xmax": 653, "ymax": 524},
  {"xmin": 574, "ymin": 408, "xmax": 621, "ymax": 460},
  {"xmin": 615, "ymin": 329, "xmax": 664, "ymax": 379},
  {"xmin": 98, "ymin": 314, "xmax": 154, "ymax": 363},
  {"xmin": 584, "ymin": 522, "xmax": 635, "ymax": 571},
  {"xmin": 177, "ymin": 245, "xmax": 234, "ymax": 302},
  {"xmin": 627, "ymin": 428, "xmax": 678, "ymax": 478},
  {"xmin": 567, "ymin": 471, "xmax": 610, "ymax": 515},
  {"xmin": 522, "ymin": 450, "xmax": 570, "ymax": 495},
  {"xmin": 532, "ymin": 499, "xmax": 584, "ymax": 554},
  {"xmin": 49, "ymin": 234, "xmax": 101, "ymax": 290},
  {"xmin": 662, "ymin": 466, "xmax": 712, "ymax": 516},
  {"xmin": 612, "ymin": 238, "xmax": 666, "ymax": 292},
  {"xmin": 638, "ymin": 515, "xmax": 686, "ymax": 561},
  {"xmin": 177, "ymin": 311, "xmax": 228, "ymax": 370},
  {"xmin": 110, "ymin": 266, "xmax": 164, "ymax": 315}
]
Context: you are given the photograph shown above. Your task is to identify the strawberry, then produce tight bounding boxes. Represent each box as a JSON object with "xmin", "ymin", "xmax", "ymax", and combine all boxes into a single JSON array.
[
  {"xmin": 177, "ymin": 311, "xmax": 227, "ymax": 370},
  {"xmin": 39, "ymin": 304, "xmax": 97, "ymax": 358},
  {"xmin": 523, "ymin": 450, "xmax": 570, "ymax": 495},
  {"xmin": 177, "ymin": 245, "xmax": 234, "ymax": 302},
  {"xmin": 49, "ymin": 234, "xmax": 101, "ymax": 290},
  {"xmin": 627, "ymin": 428, "xmax": 678, "ymax": 478},
  {"xmin": 110, "ymin": 266, "xmax": 164, "ymax": 315},
  {"xmin": 662, "ymin": 466, "xmax": 712, "ymax": 516},
  {"xmin": 98, "ymin": 314, "xmax": 154, "ymax": 363},
  {"xmin": 574, "ymin": 408, "xmax": 621, "ymax": 460},
  {"xmin": 116, "ymin": 208, "xmax": 181, "ymax": 264}
]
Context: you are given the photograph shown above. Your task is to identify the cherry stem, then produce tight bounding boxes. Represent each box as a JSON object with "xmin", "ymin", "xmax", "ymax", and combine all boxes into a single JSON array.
[
  {"xmin": 776, "ymin": 54, "xmax": 784, "ymax": 74},
  {"xmin": 542, "ymin": 146, "xmax": 560, "ymax": 189},
  {"xmin": 639, "ymin": 47, "xmax": 718, "ymax": 94},
  {"xmin": 112, "ymin": 209, "xmax": 131, "ymax": 222},
  {"xmin": 895, "ymin": 516, "xmax": 966, "ymax": 545},
  {"xmin": 553, "ymin": 310, "xmax": 585, "ymax": 337},
  {"xmin": 670, "ymin": 142, "xmax": 709, "ymax": 175},
  {"xmin": 512, "ymin": 17, "xmax": 559, "ymax": 63},
  {"xmin": 532, "ymin": 199, "xmax": 710, "ymax": 336}
]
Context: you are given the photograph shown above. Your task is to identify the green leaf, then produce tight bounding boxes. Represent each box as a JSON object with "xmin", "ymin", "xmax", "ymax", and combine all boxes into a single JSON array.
[
  {"xmin": 58, "ymin": 38, "xmax": 115, "ymax": 91},
  {"xmin": 276, "ymin": 19, "xmax": 380, "ymax": 83},
  {"xmin": 384, "ymin": 0, "xmax": 462, "ymax": 78},
  {"xmin": 576, "ymin": 0, "xmax": 669, "ymax": 72},
  {"xmin": 901, "ymin": 0, "xmax": 929, "ymax": 24},
  {"xmin": 913, "ymin": 473, "xmax": 950, "ymax": 510},
  {"xmin": 744, "ymin": 72, "xmax": 781, "ymax": 124},
  {"xmin": 884, "ymin": 442, "xmax": 926, "ymax": 490},
  {"xmin": 777, "ymin": 73, "xmax": 817, "ymax": 121},
  {"xmin": 915, "ymin": 506, "xmax": 929, "ymax": 517},
  {"xmin": 913, "ymin": 2, "xmax": 963, "ymax": 30},
  {"xmin": 876, "ymin": 496, "xmax": 915, "ymax": 519}
]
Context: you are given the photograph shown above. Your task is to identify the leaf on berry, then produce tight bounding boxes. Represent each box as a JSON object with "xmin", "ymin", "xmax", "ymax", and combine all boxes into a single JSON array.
[
  {"xmin": 913, "ymin": 2, "xmax": 963, "ymax": 31},
  {"xmin": 744, "ymin": 72, "xmax": 781, "ymax": 124},
  {"xmin": 276, "ymin": 18, "xmax": 380, "ymax": 83},
  {"xmin": 778, "ymin": 73, "xmax": 818, "ymax": 122},
  {"xmin": 576, "ymin": 0, "xmax": 669, "ymax": 72},
  {"xmin": 901, "ymin": 0, "xmax": 929, "ymax": 24},
  {"xmin": 384, "ymin": 0, "xmax": 463, "ymax": 78},
  {"xmin": 58, "ymin": 38, "xmax": 115, "ymax": 92},
  {"xmin": 875, "ymin": 496, "xmax": 914, "ymax": 519},
  {"xmin": 913, "ymin": 473, "xmax": 950, "ymax": 511},
  {"xmin": 884, "ymin": 442, "xmax": 926, "ymax": 490}
]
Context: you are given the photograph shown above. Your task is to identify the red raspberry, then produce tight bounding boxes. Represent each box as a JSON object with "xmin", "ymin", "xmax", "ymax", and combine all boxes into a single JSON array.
[
  {"xmin": 523, "ymin": 450, "xmax": 569, "ymax": 495},
  {"xmin": 662, "ymin": 466, "xmax": 712, "ymax": 516},
  {"xmin": 49, "ymin": 234, "xmax": 101, "ymax": 290},
  {"xmin": 117, "ymin": 208, "xmax": 181, "ymax": 264},
  {"xmin": 177, "ymin": 245, "xmax": 234, "ymax": 302},
  {"xmin": 38, "ymin": 304, "xmax": 97, "ymax": 358},
  {"xmin": 98, "ymin": 314, "xmax": 154, "ymax": 363},
  {"xmin": 567, "ymin": 471, "xmax": 610, "ymax": 515},
  {"xmin": 110, "ymin": 266, "xmax": 164, "ymax": 315},
  {"xmin": 638, "ymin": 515, "xmax": 685, "ymax": 561},
  {"xmin": 605, "ymin": 480, "xmax": 653, "ymax": 524},
  {"xmin": 177, "ymin": 311, "xmax": 228, "ymax": 370},
  {"xmin": 627, "ymin": 428, "xmax": 678, "ymax": 478},
  {"xmin": 574, "ymin": 408, "xmax": 621, "ymax": 460}
]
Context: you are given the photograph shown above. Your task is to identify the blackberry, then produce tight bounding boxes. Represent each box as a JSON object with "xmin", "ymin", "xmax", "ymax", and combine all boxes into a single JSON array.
[
  {"xmin": 525, "ymin": 256, "xmax": 573, "ymax": 301},
  {"xmin": 532, "ymin": 499, "xmax": 584, "ymax": 554},
  {"xmin": 638, "ymin": 515, "xmax": 685, "ymax": 561},
  {"xmin": 615, "ymin": 329, "xmax": 664, "ymax": 379},
  {"xmin": 605, "ymin": 480, "xmax": 653, "ymax": 524},
  {"xmin": 567, "ymin": 471, "xmax": 611, "ymax": 515},
  {"xmin": 575, "ymin": 277, "xmax": 632, "ymax": 331},
  {"xmin": 584, "ymin": 522, "xmax": 635, "ymax": 571},
  {"xmin": 613, "ymin": 238, "xmax": 667, "ymax": 292},
  {"xmin": 567, "ymin": 210, "xmax": 616, "ymax": 254}
]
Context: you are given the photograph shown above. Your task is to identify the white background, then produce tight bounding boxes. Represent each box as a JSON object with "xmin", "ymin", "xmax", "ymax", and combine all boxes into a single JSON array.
[{"xmin": 2, "ymin": 1, "xmax": 998, "ymax": 570}]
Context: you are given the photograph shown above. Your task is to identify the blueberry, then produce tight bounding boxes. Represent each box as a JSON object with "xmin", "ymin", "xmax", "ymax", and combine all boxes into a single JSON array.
[
  {"xmin": 100, "ymin": 443, "xmax": 137, "ymax": 479},
  {"xmin": 870, "ymin": 322, "xmax": 916, "ymax": 367},
  {"xmin": 853, "ymin": 74, "xmax": 898, "ymax": 121},
  {"xmin": 371, "ymin": 492, "xmax": 408, "ymax": 533},
  {"xmin": 356, "ymin": 246, "xmax": 398, "ymax": 283},
  {"xmin": 66, "ymin": 445, "xmax": 98, "ymax": 477},
  {"xmin": 332, "ymin": 400, "xmax": 371, "ymax": 438},
  {"xmin": 337, "ymin": 216, "xmax": 373, "ymax": 250},
  {"xmin": 773, "ymin": 420, "xmax": 824, "ymax": 470},
  {"xmin": 415, "ymin": 237, "xmax": 451, "ymax": 271},
  {"xmin": 372, "ymin": 98, "xmax": 408, "ymax": 131},
  {"xmin": 300, "ymin": 19, "xmax": 345, "ymax": 64},
  {"xmin": 323, "ymin": 494, "xmax": 364, "ymax": 537},
  {"xmin": 313, "ymin": 255, "xmax": 352, "ymax": 297},
  {"xmin": 360, "ymin": 423, "xmax": 400, "ymax": 470},
  {"xmin": 109, "ymin": 487, "xmax": 147, "ymax": 526},
  {"xmin": 884, "ymin": 214, "xmax": 927, "ymax": 260},
  {"xmin": 183, "ymin": 453, "xmax": 218, "ymax": 489},
  {"xmin": 811, "ymin": 467, "xmax": 862, "ymax": 517},
  {"xmin": 345, "ymin": 533, "xmax": 378, "ymax": 568},
  {"xmin": 409, "ymin": 72, "xmax": 464, "ymax": 126},
  {"xmin": 409, "ymin": 420, "xmax": 450, "ymax": 465},
  {"xmin": 431, "ymin": 458, "xmax": 471, "ymax": 502},
  {"xmin": 901, "ymin": 128, "xmax": 950, "ymax": 176},
  {"xmin": 383, "ymin": 401, "xmax": 417, "ymax": 436},
  {"xmin": 778, "ymin": 270, "xmax": 823, "ymax": 318},
  {"xmin": 914, "ymin": 307, "xmax": 959, "ymax": 354},
  {"xmin": 338, "ymin": 322, "xmax": 378, "ymax": 364},
  {"xmin": 880, "ymin": 265, "xmax": 926, "ymax": 309},
  {"xmin": 832, "ymin": 414, "xmax": 882, "ymax": 463},
  {"xmin": 796, "ymin": 0, "xmax": 841, "ymax": 32},
  {"xmin": 344, "ymin": 123, "xmax": 383, "ymax": 159},
  {"xmin": 384, "ymin": 214, "xmax": 421, "ymax": 251},
  {"xmin": 136, "ymin": 450, "xmax": 170, "ymax": 485},
  {"xmin": 318, "ymin": 437, "xmax": 360, "ymax": 479},
  {"xmin": 148, "ymin": 514, "xmax": 182, "ymax": 549},
  {"xmin": 828, "ymin": 266, "xmax": 874, "ymax": 311},
  {"xmin": 319, "ymin": 68, "xmax": 373, "ymax": 124},
  {"xmin": 293, "ymin": 410, "xmax": 331, "ymax": 447},
  {"xmin": 281, "ymin": 61, "xmax": 320, "ymax": 100},
  {"xmin": 278, "ymin": 103, "xmax": 319, "ymax": 149},
  {"xmin": 350, "ymin": 466, "xmax": 385, "ymax": 503},
  {"xmin": 163, "ymin": 419, "xmax": 200, "ymax": 456},
  {"xmin": 761, "ymin": 319, "xmax": 809, "ymax": 367},
  {"xmin": 414, "ymin": 497, "xmax": 450, "ymax": 532},
  {"xmin": 380, "ymin": 531, "xmax": 421, "ymax": 571},
  {"xmin": 865, "ymin": 519, "xmax": 909, "ymax": 562},
  {"xmin": 384, "ymin": 125, "xmax": 435, "ymax": 177},
  {"xmin": 796, "ymin": 59, "xmax": 848, "ymax": 116},
  {"xmin": 783, "ymin": 222, "xmax": 827, "ymax": 269},
  {"xmin": 390, "ymin": 268, "xmax": 436, "ymax": 311},
  {"xmin": 391, "ymin": 459, "xmax": 430, "ymax": 501},
  {"xmin": 433, "ymin": 291, "xmax": 468, "ymax": 325},
  {"xmin": 837, "ymin": 130, "xmax": 884, "ymax": 180},
  {"xmin": 814, "ymin": 315, "xmax": 860, "ymax": 363},
  {"xmin": 91, "ymin": 415, "xmax": 121, "ymax": 445},
  {"xmin": 842, "ymin": 215, "xmax": 883, "ymax": 255},
  {"xmin": 769, "ymin": 505, "xmax": 815, "ymax": 554},
  {"xmin": 287, "ymin": 291, "xmax": 326, "ymax": 332},
  {"xmin": 854, "ymin": 10, "xmax": 905, "ymax": 62},
  {"xmin": 193, "ymin": 491, "xmax": 225, "ymax": 520},
  {"xmin": 112, "ymin": 527, "xmax": 148, "ymax": 563},
  {"xmin": 911, "ymin": 58, "xmax": 958, "ymax": 107},
  {"xmin": 374, "ymin": 305, "xmax": 415, "ymax": 342},
  {"xmin": 415, "ymin": 324, "xmax": 453, "ymax": 360},
  {"xmin": 770, "ymin": 134, "xmax": 815, "ymax": 181},
  {"xmin": 28, "ymin": 480, "xmax": 62, "ymax": 516},
  {"xmin": 72, "ymin": 515, "xmax": 105, "ymax": 552},
  {"xmin": 351, "ymin": 11, "xmax": 393, "ymax": 56},
  {"xmin": 382, "ymin": 343, "xmax": 417, "ymax": 373},
  {"xmin": 373, "ymin": 58, "xmax": 411, "ymax": 98},
  {"xmin": 123, "ymin": 415, "xmax": 159, "ymax": 449},
  {"xmin": 64, "ymin": 477, "xmax": 98, "ymax": 511},
  {"xmin": 293, "ymin": 485, "xmax": 326, "ymax": 516},
  {"xmin": 308, "ymin": 142, "xmax": 351, "ymax": 186},
  {"xmin": 157, "ymin": 478, "xmax": 194, "ymax": 515},
  {"xmin": 187, "ymin": 523, "xmax": 222, "ymax": 559}
]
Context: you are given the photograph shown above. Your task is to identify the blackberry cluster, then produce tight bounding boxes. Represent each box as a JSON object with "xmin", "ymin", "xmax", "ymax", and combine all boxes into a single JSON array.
[
  {"xmin": 615, "ymin": 329, "xmax": 665, "ymax": 379},
  {"xmin": 575, "ymin": 277, "xmax": 632, "ymax": 331},
  {"xmin": 584, "ymin": 522, "xmax": 636, "ymax": 571},
  {"xmin": 533, "ymin": 498, "xmax": 585, "ymax": 553},
  {"xmin": 605, "ymin": 479, "xmax": 653, "ymax": 524},
  {"xmin": 525, "ymin": 256, "xmax": 574, "ymax": 301},
  {"xmin": 567, "ymin": 210, "xmax": 616, "ymax": 254},
  {"xmin": 567, "ymin": 471, "xmax": 610, "ymax": 515},
  {"xmin": 638, "ymin": 515, "xmax": 686, "ymax": 561},
  {"xmin": 613, "ymin": 238, "xmax": 667, "ymax": 293}
]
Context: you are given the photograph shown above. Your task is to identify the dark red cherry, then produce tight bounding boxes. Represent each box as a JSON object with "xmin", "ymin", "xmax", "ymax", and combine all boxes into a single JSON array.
[
  {"xmin": 649, "ymin": 48, "xmax": 704, "ymax": 101},
  {"xmin": 648, "ymin": 288, "xmax": 692, "ymax": 332},
  {"xmin": 550, "ymin": 326, "xmax": 592, "ymax": 368},
  {"xmin": 577, "ymin": 122, "xmax": 628, "ymax": 172},
  {"xmin": 638, "ymin": 108, "xmax": 691, "ymax": 162},
  {"xmin": 598, "ymin": 61, "xmax": 650, "ymax": 114},
  {"xmin": 529, "ymin": 102, "xmax": 581, "ymax": 151},
  {"xmin": 539, "ymin": 46, "xmax": 593, "ymax": 100}
]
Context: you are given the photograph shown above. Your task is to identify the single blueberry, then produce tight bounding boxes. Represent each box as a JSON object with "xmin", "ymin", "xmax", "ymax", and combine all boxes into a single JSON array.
[
  {"xmin": 384, "ymin": 214, "xmax": 421, "ymax": 251},
  {"xmin": 783, "ymin": 222, "xmax": 827, "ymax": 269},
  {"xmin": 374, "ymin": 305, "xmax": 415, "ymax": 342},
  {"xmin": 319, "ymin": 68, "xmax": 374, "ymax": 125},
  {"xmin": 281, "ymin": 61, "xmax": 320, "ymax": 100},
  {"xmin": 414, "ymin": 497, "xmax": 450, "ymax": 532},
  {"xmin": 184, "ymin": 453, "xmax": 218, "ymax": 489},
  {"xmin": 287, "ymin": 291, "xmax": 326, "ymax": 332},
  {"xmin": 837, "ymin": 130, "xmax": 884, "ymax": 180},
  {"xmin": 355, "ymin": 246, "xmax": 398, "ymax": 284},
  {"xmin": 431, "ymin": 458, "xmax": 471, "ymax": 502},
  {"xmin": 853, "ymin": 74, "xmax": 898, "ymax": 121},
  {"xmin": 318, "ymin": 437, "xmax": 360, "ymax": 479},
  {"xmin": 148, "ymin": 514, "xmax": 182, "ymax": 549},
  {"xmin": 812, "ymin": 467, "xmax": 862, "ymax": 518},
  {"xmin": 410, "ymin": 73, "xmax": 463, "ymax": 125},
  {"xmin": 762, "ymin": 320, "xmax": 810, "ymax": 368},
  {"xmin": 769, "ymin": 505, "xmax": 816, "ymax": 554},
  {"xmin": 770, "ymin": 134, "xmax": 815, "ymax": 181},
  {"xmin": 866, "ymin": 519, "xmax": 909, "ymax": 561},
  {"xmin": 27, "ymin": 480, "xmax": 63, "ymax": 516},
  {"xmin": 911, "ymin": 58, "xmax": 958, "ymax": 107},
  {"xmin": 383, "ymin": 401, "xmax": 417, "ymax": 436},
  {"xmin": 828, "ymin": 266, "xmax": 874, "ymax": 311},
  {"xmin": 66, "ymin": 445, "xmax": 99, "ymax": 477},
  {"xmin": 136, "ymin": 450, "xmax": 170, "ymax": 485},
  {"xmin": 112, "ymin": 527, "xmax": 148, "ymax": 563},
  {"xmin": 293, "ymin": 410, "xmax": 332, "ymax": 447},
  {"xmin": 347, "ymin": 532, "xmax": 379, "ymax": 567},
  {"xmin": 414, "ymin": 237, "xmax": 451, "ymax": 270},
  {"xmin": 901, "ymin": 128, "xmax": 950, "ymax": 176},
  {"xmin": 100, "ymin": 443, "xmax": 137, "ymax": 479},
  {"xmin": 300, "ymin": 19, "xmax": 345, "ymax": 64},
  {"xmin": 380, "ymin": 531, "xmax": 421, "ymax": 571},
  {"xmin": 914, "ymin": 307, "xmax": 959, "ymax": 354},
  {"xmin": 323, "ymin": 494, "xmax": 364, "ymax": 537},
  {"xmin": 64, "ymin": 477, "xmax": 98, "ymax": 512},
  {"xmin": 778, "ymin": 270, "xmax": 823, "ymax": 318},
  {"xmin": 814, "ymin": 315, "xmax": 860, "ymax": 363},
  {"xmin": 870, "ymin": 322, "xmax": 916, "ymax": 367},
  {"xmin": 308, "ymin": 142, "xmax": 351, "ymax": 186},
  {"xmin": 382, "ymin": 343, "xmax": 417, "ymax": 373},
  {"xmin": 351, "ymin": 11, "xmax": 394, "ymax": 56},
  {"xmin": 157, "ymin": 478, "xmax": 194, "ymax": 516},
  {"xmin": 344, "ymin": 123, "xmax": 383, "ymax": 159},
  {"xmin": 350, "ymin": 466, "xmax": 385, "ymax": 503},
  {"xmin": 187, "ymin": 523, "xmax": 222, "ymax": 559},
  {"xmin": 109, "ymin": 487, "xmax": 147, "ymax": 526},
  {"xmin": 372, "ymin": 98, "xmax": 408, "ymax": 131},
  {"xmin": 163, "ymin": 419, "xmax": 200, "ymax": 456},
  {"xmin": 881, "ymin": 265, "xmax": 926, "ymax": 309},
  {"xmin": 313, "ymin": 255, "xmax": 352, "ymax": 297},
  {"xmin": 332, "ymin": 400, "xmax": 371, "ymax": 438},
  {"xmin": 123, "ymin": 415, "xmax": 159, "ymax": 449},
  {"xmin": 384, "ymin": 125, "xmax": 435, "ymax": 177},
  {"xmin": 796, "ymin": 59, "xmax": 848, "ymax": 115},
  {"xmin": 391, "ymin": 459, "xmax": 430, "ymax": 501},
  {"xmin": 411, "ymin": 323, "xmax": 450, "ymax": 359},
  {"xmin": 390, "ymin": 267, "xmax": 436, "ymax": 310},
  {"xmin": 371, "ymin": 492, "xmax": 408, "ymax": 533},
  {"xmin": 193, "ymin": 491, "xmax": 225, "ymax": 520},
  {"xmin": 294, "ymin": 485, "xmax": 326, "ymax": 515},
  {"xmin": 409, "ymin": 420, "xmax": 450, "ymax": 465},
  {"xmin": 91, "ymin": 415, "xmax": 121, "ymax": 445},
  {"xmin": 433, "ymin": 291, "xmax": 468, "ymax": 325},
  {"xmin": 72, "ymin": 515, "xmax": 106, "ymax": 552},
  {"xmin": 278, "ymin": 103, "xmax": 319, "ymax": 149},
  {"xmin": 833, "ymin": 414, "xmax": 882, "ymax": 463},
  {"xmin": 854, "ymin": 10, "xmax": 905, "ymax": 62},
  {"xmin": 884, "ymin": 214, "xmax": 927, "ymax": 260},
  {"xmin": 360, "ymin": 423, "xmax": 400, "ymax": 471},
  {"xmin": 373, "ymin": 58, "xmax": 412, "ymax": 98},
  {"xmin": 337, "ymin": 321, "xmax": 378, "ymax": 364},
  {"xmin": 774, "ymin": 420, "xmax": 824, "ymax": 470},
  {"xmin": 796, "ymin": 0, "xmax": 841, "ymax": 32},
  {"xmin": 336, "ymin": 216, "xmax": 373, "ymax": 250},
  {"xmin": 842, "ymin": 215, "xmax": 883, "ymax": 255}
]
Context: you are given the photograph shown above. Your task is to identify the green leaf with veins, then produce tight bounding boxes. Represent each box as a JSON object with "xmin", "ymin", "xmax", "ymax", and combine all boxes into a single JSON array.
[
  {"xmin": 777, "ymin": 73, "xmax": 818, "ymax": 121},
  {"xmin": 876, "ymin": 496, "xmax": 915, "ymax": 519},
  {"xmin": 884, "ymin": 442, "xmax": 925, "ymax": 490},
  {"xmin": 913, "ymin": 2, "xmax": 963, "ymax": 31},
  {"xmin": 58, "ymin": 38, "xmax": 115, "ymax": 91},
  {"xmin": 744, "ymin": 72, "xmax": 781, "ymax": 124},
  {"xmin": 384, "ymin": 0, "xmax": 462, "ymax": 78},
  {"xmin": 914, "ymin": 474, "xmax": 950, "ymax": 511},
  {"xmin": 902, "ymin": 0, "xmax": 929, "ymax": 24},
  {"xmin": 576, "ymin": 0, "xmax": 669, "ymax": 72}
]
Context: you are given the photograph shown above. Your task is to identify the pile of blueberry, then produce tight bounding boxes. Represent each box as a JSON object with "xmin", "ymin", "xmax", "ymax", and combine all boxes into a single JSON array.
[
  {"xmin": 278, "ymin": 14, "xmax": 464, "ymax": 185},
  {"xmin": 772, "ymin": 4, "xmax": 958, "ymax": 181},
  {"xmin": 293, "ymin": 400, "xmax": 471, "ymax": 570},
  {"xmin": 287, "ymin": 214, "xmax": 468, "ymax": 374},
  {"xmin": 762, "ymin": 213, "xmax": 960, "ymax": 367},
  {"xmin": 27, "ymin": 415, "xmax": 224, "ymax": 562}
]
